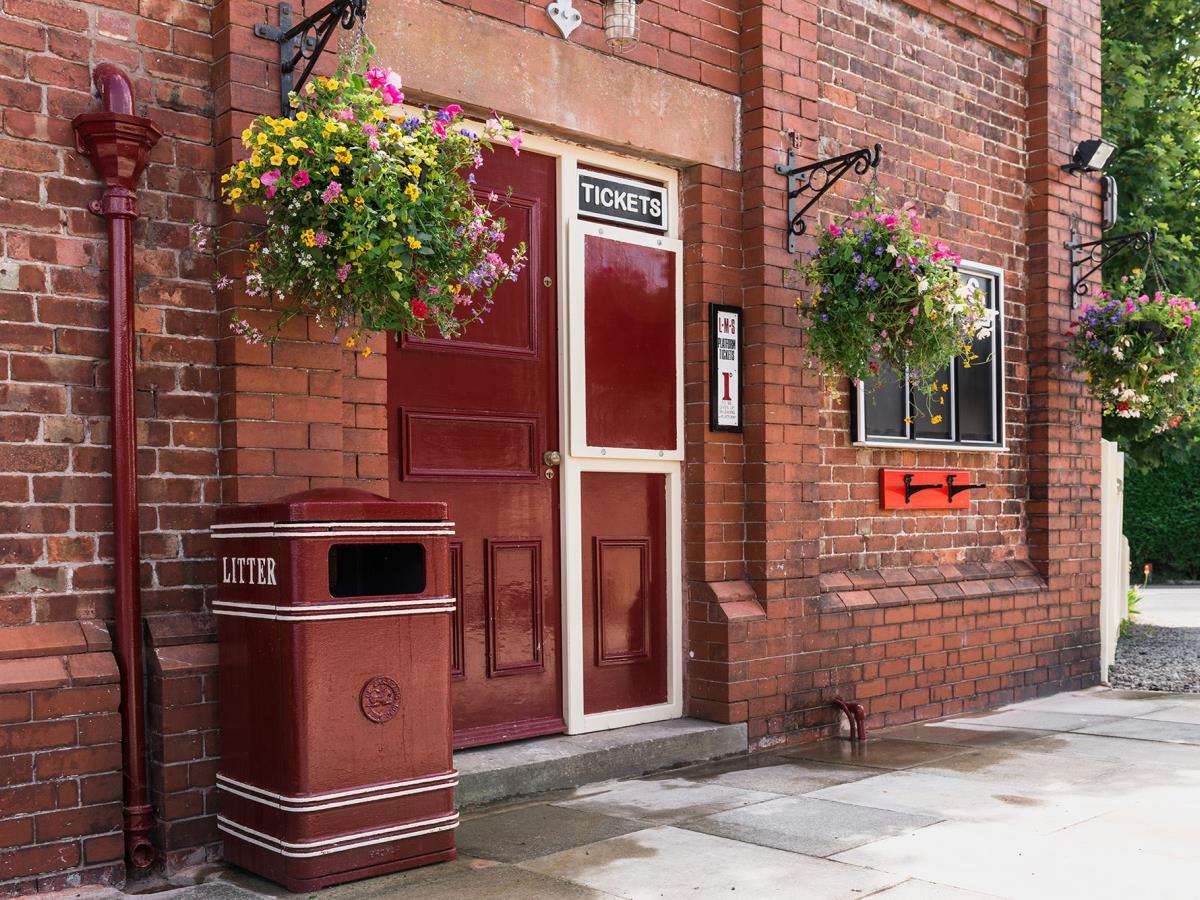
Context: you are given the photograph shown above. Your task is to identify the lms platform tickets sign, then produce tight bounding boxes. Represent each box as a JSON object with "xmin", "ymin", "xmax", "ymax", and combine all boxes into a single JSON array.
[
  {"xmin": 578, "ymin": 170, "xmax": 668, "ymax": 232},
  {"xmin": 710, "ymin": 304, "xmax": 742, "ymax": 432}
]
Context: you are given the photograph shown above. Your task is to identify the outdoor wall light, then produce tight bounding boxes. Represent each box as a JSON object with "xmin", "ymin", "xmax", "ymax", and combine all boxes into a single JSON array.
[
  {"xmin": 546, "ymin": 0, "xmax": 644, "ymax": 52},
  {"xmin": 603, "ymin": 0, "xmax": 643, "ymax": 52},
  {"xmin": 1063, "ymin": 138, "xmax": 1117, "ymax": 174}
]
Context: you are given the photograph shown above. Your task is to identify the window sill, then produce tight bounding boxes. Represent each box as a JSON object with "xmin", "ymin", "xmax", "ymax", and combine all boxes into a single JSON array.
[{"xmin": 852, "ymin": 440, "xmax": 1009, "ymax": 453}]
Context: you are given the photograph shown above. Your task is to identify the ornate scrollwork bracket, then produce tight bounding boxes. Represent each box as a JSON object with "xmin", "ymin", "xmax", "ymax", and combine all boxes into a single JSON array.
[
  {"xmin": 255, "ymin": 0, "xmax": 368, "ymax": 117},
  {"xmin": 774, "ymin": 143, "xmax": 883, "ymax": 252},
  {"xmin": 1065, "ymin": 224, "xmax": 1156, "ymax": 308}
]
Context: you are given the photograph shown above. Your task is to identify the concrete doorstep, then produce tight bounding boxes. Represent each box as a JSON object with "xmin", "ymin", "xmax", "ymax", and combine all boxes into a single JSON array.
[{"xmin": 453, "ymin": 718, "xmax": 749, "ymax": 808}]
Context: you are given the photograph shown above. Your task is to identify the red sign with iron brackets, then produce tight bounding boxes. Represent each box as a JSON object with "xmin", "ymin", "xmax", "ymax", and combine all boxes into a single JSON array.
[{"xmin": 879, "ymin": 468, "xmax": 986, "ymax": 510}]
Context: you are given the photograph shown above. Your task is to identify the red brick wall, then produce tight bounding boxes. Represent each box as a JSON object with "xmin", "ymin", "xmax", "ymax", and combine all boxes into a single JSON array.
[
  {"xmin": 0, "ymin": 0, "xmax": 219, "ymax": 889},
  {"xmin": 0, "ymin": 623, "xmax": 123, "ymax": 896},
  {"xmin": 816, "ymin": 0, "xmax": 1032, "ymax": 573},
  {"xmin": 0, "ymin": 0, "xmax": 1105, "ymax": 888},
  {"xmin": 684, "ymin": 0, "xmax": 1103, "ymax": 748}
]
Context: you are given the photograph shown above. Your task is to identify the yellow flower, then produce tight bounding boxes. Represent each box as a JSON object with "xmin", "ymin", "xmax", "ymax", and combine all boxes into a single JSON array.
[
  {"xmin": 251, "ymin": 178, "xmax": 260, "ymax": 188},
  {"xmin": 229, "ymin": 187, "xmax": 242, "ymax": 200},
  {"xmin": 404, "ymin": 183, "xmax": 421, "ymax": 202},
  {"xmin": 449, "ymin": 283, "xmax": 461, "ymax": 295},
  {"xmin": 354, "ymin": 196, "xmax": 365, "ymax": 211},
  {"xmin": 324, "ymin": 121, "xmax": 339, "ymax": 135},
  {"xmin": 273, "ymin": 125, "xmax": 285, "ymax": 136},
  {"xmin": 363, "ymin": 346, "xmax": 373, "ymax": 358},
  {"xmin": 290, "ymin": 137, "xmax": 307, "ymax": 149},
  {"xmin": 930, "ymin": 415, "xmax": 943, "ymax": 425},
  {"xmin": 256, "ymin": 132, "xmax": 267, "ymax": 146},
  {"xmin": 373, "ymin": 108, "xmax": 385, "ymax": 121},
  {"xmin": 295, "ymin": 110, "xmax": 308, "ymax": 122},
  {"xmin": 249, "ymin": 152, "xmax": 260, "ymax": 166},
  {"xmin": 330, "ymin": 165, "xmax": 340, "ymax": 176},
  {"xmin": 301, "ymin": 228, "xmax": 316, "ymax": 247},
  {"xmin": 929, "ymin": 312, "xmax": 938, "ymax": 320},
  {"xmin": 904, "ymin": 417, "xmax": 913, "ymax": 424},
  {"xmin": 406, "ymin": 236, "xmax": 422, "ymax": 250},
  {"xmin": 334, "ymin": 146, "xmax": 352, "ymax": 164},
  {"xmin": 408, "ymin": 163, "xmax": 421, "ymax": 178},
  {"xmin": 941, "ymin": 383, "xmax": 949, "ymax": 391},
  {"xmin": 287, "ymin": 154, "xmax": 299, "ymax": 166},
  {"xmin": 270, "ymin": 155, "xmax": 283, "ymax": 167},
  {"xmin": 220, "ymin": 173, "xmax": 231, "ymax": 184},
  {"xmin": 346, "ymin": 337, "xmax": 356, "ymax": 348}
]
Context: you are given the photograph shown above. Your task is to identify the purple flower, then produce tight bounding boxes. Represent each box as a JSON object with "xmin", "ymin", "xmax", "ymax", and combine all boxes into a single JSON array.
[{"xmin": 336, "ymin": 263, "xmax": 351, "ymax": 283}]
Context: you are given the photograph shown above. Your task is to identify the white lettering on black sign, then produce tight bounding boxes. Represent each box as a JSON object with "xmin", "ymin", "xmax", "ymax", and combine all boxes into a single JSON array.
[
  {"xmin": 578, "ymin": 171, "xmax": 668, "ymax": 232},
  {"xmin": 221, "ymin": 555, "xmax": 278, "ymax": 586}
]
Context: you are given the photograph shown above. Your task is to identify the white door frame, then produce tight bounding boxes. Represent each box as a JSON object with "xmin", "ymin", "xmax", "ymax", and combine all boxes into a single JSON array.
[{"xmin": 517, "ymin": 132, "xmax": 684, "ymax": 734}]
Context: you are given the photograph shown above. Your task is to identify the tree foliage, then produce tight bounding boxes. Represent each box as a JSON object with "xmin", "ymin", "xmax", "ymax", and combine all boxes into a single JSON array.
[
  {"xmin": 1102, "ymin": 0, "xmax": 1200, "ymax": 296},
  {"xmin": 1102, "ymin": 0, "xmax": 1200, "ymax": 469}
]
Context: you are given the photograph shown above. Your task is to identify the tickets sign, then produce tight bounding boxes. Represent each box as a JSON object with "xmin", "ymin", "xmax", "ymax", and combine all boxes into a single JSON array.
[
  {"xmin": 578, "ymin": 170, "xmax": 668, "ymax": 232},
  {"xmin": 710, "ymin": 304, "xmax": 742, "ymax": 432}
]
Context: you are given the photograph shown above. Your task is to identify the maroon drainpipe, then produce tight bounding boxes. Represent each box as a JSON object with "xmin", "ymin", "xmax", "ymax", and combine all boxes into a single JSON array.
[{"xmin": 73, "ymin": 64, "xmax": 162, "ymax": 872}]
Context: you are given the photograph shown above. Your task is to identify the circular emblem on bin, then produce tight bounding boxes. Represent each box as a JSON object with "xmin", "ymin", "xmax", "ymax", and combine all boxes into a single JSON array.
[{"xmin": 360, "ymin": 675, "xmax": 402, "ymax": 723}]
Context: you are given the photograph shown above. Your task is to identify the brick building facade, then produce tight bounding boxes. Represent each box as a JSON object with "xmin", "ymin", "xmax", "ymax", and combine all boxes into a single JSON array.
[{"xmin": 0, "ymin": 0, "xmax": 1103, "ymax": 891}]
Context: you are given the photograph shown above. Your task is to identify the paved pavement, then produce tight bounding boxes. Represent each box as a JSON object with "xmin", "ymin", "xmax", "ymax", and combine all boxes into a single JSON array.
[
  {"xmin": 63, "ymin": 688, "xmax": 1200, "ymax": 900},
  {"xmin": 1138, "ymin": 585, "xmax": 1200, "ymax": 627}
]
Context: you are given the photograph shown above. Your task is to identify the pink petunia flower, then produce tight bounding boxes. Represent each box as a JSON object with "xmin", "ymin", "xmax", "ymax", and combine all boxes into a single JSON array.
[
  {"xmin": 313, "ymin": 231, "xmax": 329, "ymax": 248},
  {"xmin": 336, "ymin": 263, "xmax": 351, "ymax": 283},
  {"xmin": 321, "ymin": 181, "xmax": 342, "ymax": 203},
  {"xmin": 443, "ymin": 104, "xmax": 463, "ymax": 119},
  {"xmin": 510, "ymin": 129, "xmax": 524, "ymax": 155},
  {"xmin": 292, "ymin": 170, "xmax": 310, "ymax": 188}
]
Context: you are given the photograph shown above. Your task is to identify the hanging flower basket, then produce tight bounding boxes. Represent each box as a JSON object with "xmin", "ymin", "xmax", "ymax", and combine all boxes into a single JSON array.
[
  {"xmin": 793, "ymin": 194, "xmax": 991, "ymax": 409},
  {"xmin": 1066, "ymin": 269, "xmax": 1200, "ymax": 444},
  {"xmin": 210, "ymin": 53, "xmax": 527, "ymax": 351}
]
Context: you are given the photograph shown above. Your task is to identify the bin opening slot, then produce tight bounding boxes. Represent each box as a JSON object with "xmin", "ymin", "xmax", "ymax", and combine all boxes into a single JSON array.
[{"xmin": 328, "ymin": 543, "xmax": 426, "ymax": 598}]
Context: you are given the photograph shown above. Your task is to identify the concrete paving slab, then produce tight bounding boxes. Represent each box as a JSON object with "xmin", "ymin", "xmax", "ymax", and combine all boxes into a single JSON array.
[
  {"xmin": 1138, "ymin": 585, "xmax": 1200, "ymax": 627},
  {"xmin": 681, "ymin": 795, "xmax": 939, "ymax": 857},
  {"xmin": 1001, "ymin": 690, "xmax": 1175, "ymax": 717},
  {"xmin": 1075, "ymin": 715, "xmax": 1200, "ymax": 744},
  {"xmin": 875, "ymin": 722, "xmax": 1050, "ymax": 748},
  {"xmin": 953, "ymin": 708, "xmax": 1126, "ymax": 731},
  {"xmin": 781, "ymin": 738, "xmax": 970, "ymax": 770},
  {"xmin": 456, "ymin": 803, "xmax": 644, "ymax": 862},
  {"xmin": 866, "ymin": 879, "xmax": 1002, "ymax": 899},
  {"xmin": 552, "ymin": 776, "xmax": 780, "ymax": 824},
  {"xmin": 1017, "ymin": 731, "xmax": 1200, "ymax": 771},
  {"xmin": 833, "ymin": 818, "xmax": 1200, "ymax": 899},
  {"xmin": 917, "ymin": 746, "xmax": 1124, "ymax": 788},
  {"xmin": 807, "ymin": 768, "xmax": 1118, "ymax": 833},
  {"xmin": 662, "ymin": 754, "xmax": 875, "ymax": 795},
  {"xmin": 1136, "ymin": 702, "xmax": 1200, "ymax": 724},
  {"xmin": 520, "ymin": 825, "xmax": 904, "ymax": 899},
  {"xmin": 361, "ymin": 860, "xmax": 617, "ymax": 899}
]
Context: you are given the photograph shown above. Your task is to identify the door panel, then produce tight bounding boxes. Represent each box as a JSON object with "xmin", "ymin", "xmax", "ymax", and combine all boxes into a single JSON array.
[
  {"xmin": 581, "ymin": 472, "xmax": 668, "ymax": 714},
  {"xmin": 583, "ymin": 235, "xmax": 678, "ymax": 450},
  {"xmin": 388, "ymin": 147, "xmax": 563, "ymax": 748}
]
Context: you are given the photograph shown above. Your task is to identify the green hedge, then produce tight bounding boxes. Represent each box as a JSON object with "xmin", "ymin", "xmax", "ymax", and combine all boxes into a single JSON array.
[{"xmin": 1125, "ymin": 457, "xmax": 1200, "ymax": 580}]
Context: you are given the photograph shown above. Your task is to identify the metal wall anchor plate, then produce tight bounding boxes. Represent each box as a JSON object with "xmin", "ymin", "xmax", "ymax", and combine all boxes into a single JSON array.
[{"xmin": 547, "ymin": 0, "xmax": 582, "ymax": 39}]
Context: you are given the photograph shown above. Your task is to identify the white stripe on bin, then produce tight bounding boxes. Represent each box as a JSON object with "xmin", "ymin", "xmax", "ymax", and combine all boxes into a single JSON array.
[
  {"xmin": 217, "ymin": 770, "xmax": 457, "ymax": 804},
  {"xmin": 217, "ymin": 812, "xmax": 459, "ymax": 858}
]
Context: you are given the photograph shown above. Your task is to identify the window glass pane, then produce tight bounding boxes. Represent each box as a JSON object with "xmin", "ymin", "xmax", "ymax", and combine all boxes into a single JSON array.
[
  {"xmin": 913, "ymin": 364, "xmax": 953, "ymax": 440},
  {"xmin": 956, "ymin": 270, "xmax": 997, "ymax": 443},
  {"xmin": 863, "ymin": 362, "xmax": 907, "ymax": 439}
]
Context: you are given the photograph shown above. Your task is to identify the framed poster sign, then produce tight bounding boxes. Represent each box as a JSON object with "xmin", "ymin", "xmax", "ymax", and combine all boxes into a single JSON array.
[{"xmin": 709, "ymin": 304, "xmax": 742, "ymax": 432}]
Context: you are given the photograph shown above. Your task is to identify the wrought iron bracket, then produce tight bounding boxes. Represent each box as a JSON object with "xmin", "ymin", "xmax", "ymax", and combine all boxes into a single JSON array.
[
  {"xmin": 1065, "ymin": 225, "xmax": 1156, "ymax": 308},
  {"xmin": 774, "ymin": 143, "xmax": 882, "ymax": 252},
  {"xmin": 255, "ymin": 0, "xmax": 368, "ymax": 117}
]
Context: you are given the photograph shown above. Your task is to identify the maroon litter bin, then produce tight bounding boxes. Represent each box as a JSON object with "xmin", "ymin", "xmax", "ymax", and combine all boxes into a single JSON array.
[{"xmin": 212, "ymin": 488, "xmax": 457, "ymax": 892}]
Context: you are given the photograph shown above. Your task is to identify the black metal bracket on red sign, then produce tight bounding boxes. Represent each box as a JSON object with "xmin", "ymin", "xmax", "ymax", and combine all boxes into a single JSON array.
[
  {"xmin": 255, "ymin": 0, "xmax": 368, "ymax": 117},
  {"xmin": 774, "ymin": 142, "xmax": 883, "ymax": 252}
]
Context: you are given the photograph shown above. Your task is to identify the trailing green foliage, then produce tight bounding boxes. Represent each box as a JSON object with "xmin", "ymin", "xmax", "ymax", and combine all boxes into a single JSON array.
[{"xmin": 1125, "ymin": 456, "xmax": 1200, "ymax": 579}]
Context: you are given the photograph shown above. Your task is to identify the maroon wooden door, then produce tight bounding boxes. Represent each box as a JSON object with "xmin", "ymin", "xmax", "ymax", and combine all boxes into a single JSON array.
[{"xmin": 388, "ymin": 147, "xmax": 563, "ymax": 749}]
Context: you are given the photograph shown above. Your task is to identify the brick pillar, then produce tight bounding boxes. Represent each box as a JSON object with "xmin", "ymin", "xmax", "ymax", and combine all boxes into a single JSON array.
[{"xmin": 1024, "ymin": 2, "xmax": 1104, "ymax": 684}]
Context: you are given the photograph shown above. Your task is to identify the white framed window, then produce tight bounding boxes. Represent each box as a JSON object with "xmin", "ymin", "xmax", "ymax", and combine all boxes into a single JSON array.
[{"xmin": 852, "ymin": 260, "xmax": 1006, "ymax": 450}]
